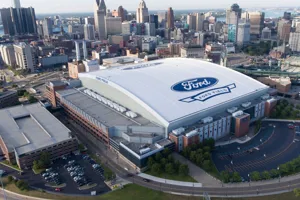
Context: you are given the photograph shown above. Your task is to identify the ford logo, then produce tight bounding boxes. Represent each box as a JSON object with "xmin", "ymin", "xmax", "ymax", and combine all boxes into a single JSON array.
[{"xmin": 171, "ymin": 77, "xmax": 219, "ymax": 92}]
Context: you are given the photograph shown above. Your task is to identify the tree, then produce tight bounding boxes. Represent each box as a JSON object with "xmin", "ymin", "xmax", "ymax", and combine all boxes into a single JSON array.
[
  {"xmin": 203, "ymin": 152, "xmax": 211, "ymax": 160},
  {"xmin": 151, "ymin": 163, "xmax": 161, "ymax": 174},
  {"xmin": 165, "ymin": 163, "xmax": 175, "ymax": 174},
  {"xmin": 202, "ymin": 160, "xmax": 211, "ymax": 171},
  {"xmin": 28, "ymin": 95, "xmax": 38, "ymax": 103},
  {"xmin": 40, "ymin": 152, "xmax": 51, "ymax": 168},
  {"xmin": 270, "ymin": 169, "xmax": 279, "ymax": 178},
  {"xmin": 7, "ymin": 176, "xmax": 13, "ymax": 183},
  {"xmin": 155, "ymin": 152, "xmax": 162, "ymax": 163},
  {"xmin": 250, "ymin": 171, "xmax": 261, "ymax": 181},
  {"xmin": 189, "ymin": 151, "xmax": 197, "ymax": 162},
  {"xmin": 174, "ymin": 160, "xmax": 181, "ymax": 172},
  {"xmin": 294, "ymin": 188, "xmax": 300, "ymax": 197},
  {"xmin": 167, "ymin": 155, "xmax": 174, "ymax": 163},
  {"xmin": 15, "ymin": 180, "xmax": 29, "ymax": 191},
  {"xmin": 203, "ymin": 146, "xmax": 211, "ymax": 153},
  {"xmin": 195, "ymin": 154, "xmax": 204, "ymax": 166},
  {"xmin": 220, "ymin": 171, "xmax": 230, "ymax": 183},
  {"xmin": 147, "ymin": 157, "xmax": 155, "ymax": 169},
  {"xmin": 163, "ymin": 148, "xmax": 171, "ymax": 157},
  {"xmin": 261, "ymin": 171, "xmax": 271, "ymax": 180},
  {"xmin": 179, "ymin": 164, "xmax": 189, "ymax": 176},
  {"xmin": 206, "ymin": 138, "xmax": 215, "ymax": 149},
  {"xmin": 279, "ymin": 163, "xmax": 290, "ymax": 175},
  {"xmin": 182, "ymin": 147, "xmax": 191, "ymax": 158},
  {"xmin": 161, "ymin": 158, "xmax": 167, "ymax": 167},
  {"xmin": 196, "ymin": 148, "xmax": 204, "ymax": 154},
  {"xmin": 232, "ymin": 172, "xmax": 242, "ymax": 182},
  {"xmin": 32, "ymin": 160, "xmax": 41, "ymax": 171}
]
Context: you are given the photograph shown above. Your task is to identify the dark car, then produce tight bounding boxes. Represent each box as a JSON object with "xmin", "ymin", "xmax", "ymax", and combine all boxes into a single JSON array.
[{"xmin": 143, "ymin": 178, "xmax": 150, "ymax": 182}]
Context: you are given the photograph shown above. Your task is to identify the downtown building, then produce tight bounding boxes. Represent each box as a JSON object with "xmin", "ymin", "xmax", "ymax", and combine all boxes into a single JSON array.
[
  {"xmin": 242, "ymin": 12, "xmax": 265, "ymax": 37},
  {"xmin": 94, "ymin": 0, "xmax": 107, "ymax": 40},
  {"xmin": 136, "ymin": 0, "xmax": 149, "ymax": 23},
  {"xmin": 13, "ymin": 42, "xmax": 36, "ymax": 71},
  {"xmin": 0, "ymin": 6, "xmax": 37, "ymax": 36},
  {"xmin": 289, "ymin": 32, "xmax": 300, "ymax": 52},
  {"xmin": 46, "ymin": 58, "xmax": 276, "ymax": 170},
  {"xmin": 226, "ymin": 4, "xmax": 242, "ymax": 43},
  {"xmin": 84, "ymin": 24, "xmax": 96, "ymax": 40}
]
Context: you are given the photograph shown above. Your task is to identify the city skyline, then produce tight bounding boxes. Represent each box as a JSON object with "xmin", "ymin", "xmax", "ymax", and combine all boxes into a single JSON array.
[{"xmin": 0, "ymin": 0, "xmax": 300, "ymax": 14}]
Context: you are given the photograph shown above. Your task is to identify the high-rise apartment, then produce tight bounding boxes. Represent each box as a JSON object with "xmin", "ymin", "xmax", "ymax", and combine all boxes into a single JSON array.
[
  {"xmin": 237, "ymin": 21, "xmax": 250, "ymax": 46},
  {"xmin": 0, "ymin": 45, "xmax": 16, "ymax": 67},
  {"xmin": 242, "ymin": 12, "xmax": 265, "ymax": 36},
  {"xmin": 136, "ymin": 0, "xmax": 149, "ymax": 23},
  {"xmin": 187, "ymin": 14, "xmax": 197, "ymax": 30},
  {"xmin": 167, "ymin": 7, "xmax": 175, "ymax": 29},
  {"xmin": 12, "ymin": 0, "xmax": 21, "ymax": 8},
  {"xmin": 105, "ymin": 17, "xmax": 122, "ymax": 36},
  {"xmin": 42, "ymin": 18, "xmax": 53, "ymax": 38},
  {"xmin": 196, "ymin": 13, "xmax": 205, "ymax": 31},
  {"xmin": 149, "ymin": 14, "xmax": 159, "ymax": 29},
  {"xmin": 226, "ymin": 4, "xmax": 242, "ymax": 42},
  {"xmin": 94, "ymin": 0, "xmax": 107, "ymax": 40},
  {"xmin": 289, "ymin": 32, "xmax": 300, "ymax": 52},
  {"xmin": 14, "ymin": 43, "xmax": 35, "ymax": 71},
  {"xmin": 278, "ymin": 19, "xmax": 292, "ymax": 42}
]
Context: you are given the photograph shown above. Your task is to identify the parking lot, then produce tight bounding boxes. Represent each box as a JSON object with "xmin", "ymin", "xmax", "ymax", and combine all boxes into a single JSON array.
[
  {"xmin": 212, "ymin": 121, "xmax": 300, "ymax": 179},
  {"xmin": 0, "ymin": 153, "xmax": 111, "ymax": 195}
]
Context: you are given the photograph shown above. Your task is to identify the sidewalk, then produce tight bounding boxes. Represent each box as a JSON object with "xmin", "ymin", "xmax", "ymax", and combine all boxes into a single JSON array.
[{"xmin": 172, "ymin": 153, "xmax": 220, "ymax": 187}]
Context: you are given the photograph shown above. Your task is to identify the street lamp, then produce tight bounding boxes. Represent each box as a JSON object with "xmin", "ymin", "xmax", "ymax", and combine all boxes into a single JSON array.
[
  {"xmin": 277, "ymin": 167, "xmax": 281, "ymax": 182},
  {"xmin": 248, "ymin": 174, "xmax": 251, "ymax": 186},
  {"xmin": 0, "ymin": 170, "xmax": 7, "ymax": 200}
]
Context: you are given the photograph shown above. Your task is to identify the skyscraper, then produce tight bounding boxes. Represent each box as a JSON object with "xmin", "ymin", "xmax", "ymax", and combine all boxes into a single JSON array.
[
  {"xmin": 84, "ymin": 24, "xmax": 95, "ymax": 40},
  {"xmin": 118, "ymin": 6, "xmax": 125, "ymax": 22},
  {"xmin": 42, "ymin": 18, "xmax": 53, "ymax": 38},
  {"xmin": 196, "ymin": 13, "xmax": 205, "ymax": 32},
  {"xmin": 187, "ymin": 14, "xmax": 197, "ymax": 30},
  {"xmin": 12, "ymin": 0, "xmax": 21, "ymax": 8},
  {"xmin": 167, "ymin": 7, "xmax": 175, "ymax": 29},
  {"xmin": 242, "ymin": 12, "xmax": 265, "ymax": 36},
  {"xmin": 94, "ymin": 0, "xmax": 107, "ymax": 40},
  {"xmin": 226, "ymin": 4, "xmax": 242, "ymax": 42},
  {"xmin": 237, "ymin": 21, "xmax": 250, "ymax": 46},
  {"xmin": 157, "ymin": 12, "xmax": 167, "ymax": 28},
  {"xmin": 14, "ymin": 43, "xmax": 35, "ymax": 71},
  {"xmin": 278, "ymin": 19, "xmax": 292, "ymax": 42},
  {"xmin": 149, "ymin": 14, "xmax": 159, "ymax": 29},
  {"xmin": 289, "ymin": 32, "xmax": 300, "ymax": 52},
  {"xmin": 136, "ymin": 0, "xmax": 149, "ymax": 23},
  {"xmin": 0, "ymin": 6, "xmax": 37, "ymax": 36}
]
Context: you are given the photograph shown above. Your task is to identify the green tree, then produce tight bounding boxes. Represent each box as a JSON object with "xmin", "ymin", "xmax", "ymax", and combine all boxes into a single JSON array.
[
  {"xmin": 195, "ymin": 153, "xmax": 204, "ymax": 166},
  {"xmin": 165, "ymin": 163, "xmax": 175, "ymax": 174},
  {"xmin": 279, "ymin": 163, "xmax": 290, "ymax": 175},
  {"xmin": 32, "ymin": 160, "xmax": 40, "ymax": 171},
  {"xmin": 196, "ymin": 148, "xmax": 204, "ymax": 154},
  {"xmin": 294, "ymin": 188, "xmax": 300, "ymax": 197},
  {"xmin": 28, "ymin": 95, "xmax": 38, "ymax": 103},
  {"xmin": 15, "ymin": 180, "xmax": 29, "ymax": 191},
  {"xmin": 206, "ymin": 138, "xmax": 215, "ymax": 149},
  {"xmin": 151, "ymin": 163, "xmax": 161, "ymax": 174},
  {"xmin": 202, "ymin": 160, "xmax": 211, "ymax": 171},
  {"xmin": 161, "ymin": 158, "xmax": 167, "ymax": 167},
  {"xmin": 203, "ymin": 152, "xmax": 211, "ymax": 160},
  {"xmin": 182, "ymin": 147, "xmax": 192, "ymax": 158},
  {"xmin": 232, "ymin": 172, "xmax": 242, "ymax": 182},
  {"xmin": 261, "ymin": 171, "xmax": 271, "ymax": 180},
  {"xmin": 174, "ymin": 160, "xmax": 180, "ymax": 172},
  {"xmin": 155, "ymin": 152, "xmax": 162, "ymax": 163},
  {"xmin": 203, "ymin": 146, "xmax": 211, "ymax": 153},
  {"xmin": 189, "ymin": 151, "xmax": 197, "ymax": 162},
  {"xmin": 179, "ymin": 164, "xmax": 189, "ymax": 176},
  {"xmin": 163, "ymin": 148, "xmax": 171, "ymax": 157},
  {"xmin": 167, "ymin": 155, "xmax": 174, "ymax": 163},
  {"xmin": 7, "ymin": 176, "xmax": 13, "ymax": 183},
  {"xmin": 250, "ymin": 171, "xmax": 261, "ymax": 181},
  {"xmin": 40, "ymin": 152, "xmax": 51, "ymax": 168},
  {"xmin": 220, "ymin": 171, "xmax": 230, "ymax": 183},
  {"xmin": 147, "ymin": 157, "xmax": 155, "ymax": 169},
  {"xmin": 270, "ymin": 169, "xmax": 279, "ymax": 178}
]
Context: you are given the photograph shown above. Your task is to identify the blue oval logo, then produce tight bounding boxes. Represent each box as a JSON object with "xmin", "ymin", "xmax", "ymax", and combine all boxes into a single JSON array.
[{"xmin": 171, "ymin": 77, "xmax": 219, "ymax": 92}]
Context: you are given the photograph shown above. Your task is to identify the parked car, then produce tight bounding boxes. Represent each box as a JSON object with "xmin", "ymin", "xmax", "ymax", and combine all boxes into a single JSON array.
[{"xmin": 55, "ymin": 188, "xmax": 61, "ymax": 192}]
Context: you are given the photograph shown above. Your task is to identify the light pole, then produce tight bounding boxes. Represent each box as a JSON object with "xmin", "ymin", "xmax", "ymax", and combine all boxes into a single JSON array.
[
  {"xmin": 277, "ymin": 167, "xmax": 281, "ymax": 182},
  {"xmin": 248, "ymin": 174, "xmax": 251, "ymax": 186},
  {"xmin": 0, "ymin": 170, "xmax": 7, "ymax": 200}
]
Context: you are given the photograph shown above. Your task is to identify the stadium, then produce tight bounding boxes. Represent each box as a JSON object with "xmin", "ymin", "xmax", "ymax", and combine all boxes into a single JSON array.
[{"xmin": 53, "ymin": 58, "xmax": 277, "ymax": 169}]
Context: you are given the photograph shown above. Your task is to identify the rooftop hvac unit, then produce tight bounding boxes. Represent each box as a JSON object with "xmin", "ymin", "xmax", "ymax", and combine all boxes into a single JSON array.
[
  {"xmin": 227, "ymin": 107, "xmax": 238, "ymax": 114},
  {"xmin": 139, "ymin": 147, "xmax": 151, "ymax": 155},
  {"xmin": 129, "ymin": 111, "xmax": 137, "ymax": 118},
  {"xmin": 186, "ymin": 130, "xmax": 199, "ymax": 138},
  {"xmin": 86, "ymin": 90, "xmax": 91, "ymax": 96},
  {"xmin": 113, "ymin": 103, "xmax": 120, "ymax": 111},
  {"xmin": 242, "ymin": 102, "xmax": 252, "ymax": 108},
  {"xmin": 84, "ymin": 89, "xmax": 89, "ymax": 94},
  {"xmin": 201, "ymin": 117, "xmax": 213, "ymax": 124},
  {"xmin": 119, "ymin": 106, "xmax": 126, "ymax": 113},
  {"xmin": 126, "ymin": 111, "xmax": 131, "ymax": 117},
  {"xmin": 102, "ymin": 97, "xmax": 108, "ymax": 104},
  {"xmin": 267, "ymin": 98, "xmax": 276, "ymax": 103},
  {"xmin": 172, "ymin": 127, "xmax": 185, "ymax": 135},
  {"xmin": 96, "ymin": 95, "xmax": 102, "ymax": 102},
  {"xmin": 232, "ymin": 110, "xmax": 244, "ymax": 117},
  {"xmin": 261, "ymin": 94, "xmax": 270, "ymax": 100}
]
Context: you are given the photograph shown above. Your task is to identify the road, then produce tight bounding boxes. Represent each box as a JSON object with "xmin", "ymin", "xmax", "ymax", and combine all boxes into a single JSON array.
[{"xmin": 57, "ymin": 113, "xmax": 300, "ymax": 198}]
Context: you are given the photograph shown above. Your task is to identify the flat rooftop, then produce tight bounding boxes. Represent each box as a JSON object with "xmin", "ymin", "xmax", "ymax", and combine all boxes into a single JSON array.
[
  {"xmin": 58, "ymin": 89, "xmax": 158, "ymax": 128},
  {"xmin": 0, "ymin": 103, "xmax": 72, "ymax": 155}
]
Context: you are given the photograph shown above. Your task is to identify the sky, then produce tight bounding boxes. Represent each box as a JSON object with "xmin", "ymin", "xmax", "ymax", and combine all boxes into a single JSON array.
[{"xmin": 0, "ymin": 0, "xmax": 299, "ymax": 14}]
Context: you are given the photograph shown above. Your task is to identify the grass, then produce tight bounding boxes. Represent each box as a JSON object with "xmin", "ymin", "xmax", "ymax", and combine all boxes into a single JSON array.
[
  {"xmin": 1, "ymin": 161, "xmax": 22, "ymax": 172},
  {"xmin": 33, "ymin": 168, "xmax": 45, "ymax": 175},
  {"xmin": 1, "ymin": 176, "xmax": 300, "ymax": 200},
  {"xmin": 145, "ymin": 170, "xmax": 197, "ymax": 183}
]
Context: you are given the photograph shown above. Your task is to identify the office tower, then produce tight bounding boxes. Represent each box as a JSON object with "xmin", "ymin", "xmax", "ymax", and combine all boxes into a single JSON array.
[
  {"xmin": 68, "ymin": 24, "xmax": 84, "ymax": 34},
  {"xmin": 196, "ymin": 13, "xmax": 205, "ymax": 31},
  {"xmin": 289, "ymin": 32, "xmax": 300, "ymax": 52},
  {"xmin": 167, "ymin": 7, "xmax": 174, "ymax": 29},
  {"xmin": 145, "ymin": 23, "xmax": 156, "ymax": 36},
  {"xmin": 12, "ymin": 0, "xmax": 21, "ymax": 8},
  {"xmin": 136, "ymin": 0, "xmax": 149, "ymax": 23},
  {"xmin": 237, "ymin": 21, "xmax": 250, "ymax": 46},
  {"xmin": 75, "ymin": 41, "xmax": 81, "ymax": 61},
  {"xmin": 242, "ymin": 11, "xmax": 265, "ymax": 36},
  {"xmin": 0, "ymin": 7, "xmax": 37, "ymax": 36},
  {"xmin": 214, "ymin": 21, "xmax": 223, "ymax": 33},
  {"xmin": 105, "ymin": 17, "xmax": 122, "ymax": 36},
  {"xmin": 84, "ymin": 24, "xmax": 95, "ymax": 40},
  {"xmin": 283, "ymin": 12, "xmax": 292, "ymax": 21},
  {"xmin": 42, "ymin": 18, "xmax": 53, "ymax": 38},
  {"xmin": 13, "ymin": 43, "xmax": 35, "ymax": 71},
  {"xmin": 203, "ymin": 20, "xmax": 209, "ymax": 32},
  {"xmin": 278, "ymin": 19, "xmax": 292, "ymax": 41},
  {"xmin": 187, "ymin": 14, "xmax": 197, "ymax": 30},
  {"xmin": 261, "ymin": 27, "xmax": 271, "ymax": 40},
  {"xmin": 149, "ymin": 14, "xmax": 159, "ymax": 29},
  {"xmin": 94, "ymin": 0, "xmax": 107, "ymax": 40},
  {"xmin": 226, "ymin": 4, "xmax": 242, "ymax": 42},
  {"xmin": 157, "ymin": 11, "xmax": 167, "ymax": 28},
  {"xmin": 118, "ymin": 6, "xmax": 125, "ymax": 22},
  {"xmin": 85, "ymin": 17, "xmax": 95, "ymax": 25},
  {"xmin": 83, "ymin": 40, "xmax": 88, "ymax": 60}
]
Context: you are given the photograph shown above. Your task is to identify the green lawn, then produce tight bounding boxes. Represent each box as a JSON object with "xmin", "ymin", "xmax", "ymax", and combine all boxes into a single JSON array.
[
  {"xmin": 32, "ymin": 168, "xmax": 45, "ymax": 175},
  {"xmin": 1, "ymin": 161, "xmax": 22, "ymax": 172},
  {"xmin": 145, "ymin": 170, "xmax": 197, "ymax": 183}
]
